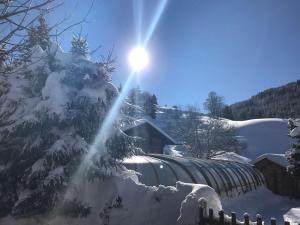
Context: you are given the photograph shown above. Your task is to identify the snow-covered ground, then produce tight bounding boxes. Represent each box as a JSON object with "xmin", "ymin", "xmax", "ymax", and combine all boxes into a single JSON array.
[
  {"xmin": 155, "ymin": 109, "xmax": 300, "ymax": 223},
  {"xmin": 228, "ymin": 118, "xmax": 290, "ymax": 160},
  {"xmin": 221, "ymin": 187, "xmax": 300, "ymax": 224},
  {"xmin": 4, "ymin": 172, "xmax": 298, "ymax": 225}
]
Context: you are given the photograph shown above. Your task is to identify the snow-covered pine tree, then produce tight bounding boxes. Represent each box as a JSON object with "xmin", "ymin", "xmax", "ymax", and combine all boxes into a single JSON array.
[
  {"xmin": 128, "ymin": 86, "xmax": 142, "ymax": 105},
  {"xmin": 286, "ymin": 119, "xmax": 300, "ymax": 178},
  {"xmin": 0, "ymin": 39, "xmax": 137, "ymax": 218},
  {"xmin": 21, "ymin": 14, "xmax": 50, "ymax": 61},
  {"xmin": 35, "ymin": 15, "xmax": 51, "ymax": 50},
  {"xmin": 150, "ymin": 94, "xmax": 158, "ymax": 119},
  {"xmin": 71, "ymin": 34, "xmax": 89, "ymax": 57},
  {"xmin": 142, "ymin": 93, "xmax": 158, "ymax": 119}
]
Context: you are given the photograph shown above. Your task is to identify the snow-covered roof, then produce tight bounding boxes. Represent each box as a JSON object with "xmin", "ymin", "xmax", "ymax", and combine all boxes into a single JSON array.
[
  {"xmin": 212, "ymin": 152, "xmax": 251, "ymax": 164},
  {"xmin": 251, "ymin": 153, "xmax": 288, "ymax": 167},
  {"xmin": 123, "ymin": 119, "xmax": 178, "ymax": 144}
]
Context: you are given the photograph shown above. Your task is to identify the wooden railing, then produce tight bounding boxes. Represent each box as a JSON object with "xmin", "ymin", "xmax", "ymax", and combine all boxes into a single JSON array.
[{"xmin": 198, "ymin": 207, "xmax": 298, "ymax": 225}]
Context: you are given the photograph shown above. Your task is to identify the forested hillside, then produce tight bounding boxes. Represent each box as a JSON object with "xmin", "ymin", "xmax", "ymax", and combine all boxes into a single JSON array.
[{"xmin": 226, "ymin": 80, "xmax": 300, "ymax": 120}]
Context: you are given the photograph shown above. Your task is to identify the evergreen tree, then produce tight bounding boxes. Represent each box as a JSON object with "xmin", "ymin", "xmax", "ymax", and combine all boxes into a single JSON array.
[
  {"xmin": 286, "ymin": 119, "xmax": 300, "ymax": 178},
  {"xmin": 22, "ymin": 14, "xmax": 50, "ymax": 61},
  {"xmin": 0, "ymin": 38, "xmax": 137, "ymax": 218},
  {"xmin": 143, "ymin": 94, "xmax": 157, "ymax": 119},
  {"xmin": 71, "ymin": 34, "xmax": 89, "ymax": 57},
  {"xmin": 128, "ymin": 86, "xmax": 142, "ymax": 105},
  {"xmin": 36, "ymin": 15, "xmax": 50, "ymax": 50},
  {"xmin": 150, "ymin": 95, "xmax": 158, "ymax": 119}
]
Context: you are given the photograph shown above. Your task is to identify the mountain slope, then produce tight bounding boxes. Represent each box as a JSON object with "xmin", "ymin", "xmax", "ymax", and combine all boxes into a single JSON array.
[{"xmin": 227, "ymin": 80, "xmax": 300, "ymax": 120}]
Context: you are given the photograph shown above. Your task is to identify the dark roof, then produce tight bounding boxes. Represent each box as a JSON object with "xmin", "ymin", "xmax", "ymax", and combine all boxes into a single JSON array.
[
  {"xmin": 123, "ymin": 119, "xmax": 177, "ymax": 145},
  {"xmin": 251, "ymin": 154, "xmax": 288, "ymax": 168}
]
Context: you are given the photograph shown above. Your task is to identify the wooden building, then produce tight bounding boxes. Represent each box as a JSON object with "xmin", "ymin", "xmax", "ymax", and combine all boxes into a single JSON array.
[
  {"xmin": 123, "ymin": 119, "xmax": 177, "ymax": 154},
  {"xmin": 252, "ymin": 154, "xmax": 300, "ymax": 197}
]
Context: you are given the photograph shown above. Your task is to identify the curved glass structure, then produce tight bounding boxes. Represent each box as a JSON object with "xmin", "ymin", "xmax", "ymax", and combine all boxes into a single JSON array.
[{"xmin": 123, "ymin": 154, "xmax": 265, "ymax": 196}]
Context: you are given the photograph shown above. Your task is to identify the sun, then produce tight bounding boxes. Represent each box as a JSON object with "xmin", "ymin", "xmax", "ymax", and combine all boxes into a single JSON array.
[{"xmin": 128, "ymin": 46, "xmax": 149, "ymax": 72}]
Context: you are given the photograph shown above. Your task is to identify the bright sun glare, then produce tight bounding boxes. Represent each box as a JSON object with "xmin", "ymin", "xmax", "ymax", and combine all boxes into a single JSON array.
[{"xmin": 128, "ymin": 46, "xmax": 149, "ymax": 72}]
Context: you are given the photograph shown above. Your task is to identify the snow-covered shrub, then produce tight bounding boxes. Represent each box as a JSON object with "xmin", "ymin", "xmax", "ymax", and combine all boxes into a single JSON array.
[{"xmin": 286, "ymin": 119, "xmax": 300, "ymax": 178}]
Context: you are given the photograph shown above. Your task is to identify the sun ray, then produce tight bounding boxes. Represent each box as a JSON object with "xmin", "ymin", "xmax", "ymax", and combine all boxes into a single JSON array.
[
  {"xmin": 133, "ymin": 0, "xmax": 143, "ymax": 44},
  {"xmin": 64, "ymin": 0, "xmax": 169, "ymax": 197},
  {"xmin": 143, "ymin": 0, "xmax": 168, "ymax": 47},
  {"xmin": 66, "ymin": 72, "xmax": 136, "ymax": 192}
]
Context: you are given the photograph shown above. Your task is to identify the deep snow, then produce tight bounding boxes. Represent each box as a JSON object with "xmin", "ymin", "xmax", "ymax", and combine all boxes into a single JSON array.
[
  {"xmin": 228, "ymin": 118, "xmax": 290, "ymax": 160},
  {"xmin": 221, "ymin": 186, "xmax": 300, "ymax": 224},
  {"xmin": 0, "ymin": 173, "xmax": 222, "ymax": 225}
]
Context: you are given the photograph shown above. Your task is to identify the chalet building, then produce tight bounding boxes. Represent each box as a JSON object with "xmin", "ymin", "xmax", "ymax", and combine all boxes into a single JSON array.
[
  {"xmin": 123, "ymin": 119, "xmax": 177, "ymax": 154},
  {"xmin": 252, "ymin": 154, "xmax": 300, "ymax": 198}
]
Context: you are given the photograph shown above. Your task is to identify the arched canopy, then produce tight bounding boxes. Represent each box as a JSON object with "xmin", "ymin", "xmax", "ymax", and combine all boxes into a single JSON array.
[{"xmin": 123, "ymin": 154, "xmax": 265, "ymax": 196}]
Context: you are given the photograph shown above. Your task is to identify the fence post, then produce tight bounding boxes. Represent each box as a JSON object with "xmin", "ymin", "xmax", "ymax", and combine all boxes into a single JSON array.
[
  {"xmin": 198, "ymin": 205, "xmax": 204, "ymax": 225},
  {"xmin": 231, "ymin": 212, "xmax": 237, "ymax": 225},
  {"xmin": 270, "ymin": 217, "xmax": 276, "ymax": 225},
  {"xmin": 209, "ymin": 208, "xmax": 214, "ymax": 224},
  {"xmin": 256, "ymin": 214, "xmax": 262, "ymax": 225},
  {"xmin": 244, "ymin": 213, "xmax": 250, "ymax": 225},
  {"xmin": 219, "ymin": 210, "xmax": 225, "ymax": 225}
]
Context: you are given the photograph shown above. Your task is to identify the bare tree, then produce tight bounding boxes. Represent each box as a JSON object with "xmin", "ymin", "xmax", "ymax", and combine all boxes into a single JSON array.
[
  {"xmin": 174, "ymin": 105, "xmax": 205, "ymax": 157},
  {"xmin": 0, "ymin": 0, "xmax": 58, "ymax": 63},
  {"xmin": 203, "ymin": 91, "xmax": 225, "ymax": 118},
  {"xmin": 174, "ymin": 105, "xmax": 245, "ymax": 158},
  {"xmin": 0, "ymin": 0, "xmax": 94, "ymax": 71},
  {"xmin": 197, "ymin": 119, "xmax": 244, "ymax": 158}
]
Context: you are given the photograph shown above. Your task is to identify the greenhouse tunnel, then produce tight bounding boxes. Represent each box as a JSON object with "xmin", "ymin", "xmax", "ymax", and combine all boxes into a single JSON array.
[{"xmin": 123, "ymin": 154, "xmax": 265, "ymax": 196}]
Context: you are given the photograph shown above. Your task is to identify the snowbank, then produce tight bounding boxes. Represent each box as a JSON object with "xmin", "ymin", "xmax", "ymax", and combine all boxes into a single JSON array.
[
  {"xmin": 284, "ymin": 208, "xmax": 300, "ymax": 225},
  {"xmin": 221, "ymin": 186, "xmax": 300, "ymax": 224},
  {"xmin": 228, "ymin": 118, "xmax": 290, "ymax": 159},
  {"xmin": 0, "ymin": 174, "xmax": 222, "ymax": 225}
]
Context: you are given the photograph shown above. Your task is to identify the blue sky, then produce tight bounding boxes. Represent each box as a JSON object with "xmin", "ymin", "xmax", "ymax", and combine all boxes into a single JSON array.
[{"xmin": 52, "ymin": 0, "xmax": 300, "ymax": 108}]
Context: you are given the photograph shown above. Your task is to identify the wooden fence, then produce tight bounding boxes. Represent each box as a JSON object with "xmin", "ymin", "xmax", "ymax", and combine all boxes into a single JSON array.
[{"xmin": 198, "ymin": 206, "xmax": 299, "ymax": 225}]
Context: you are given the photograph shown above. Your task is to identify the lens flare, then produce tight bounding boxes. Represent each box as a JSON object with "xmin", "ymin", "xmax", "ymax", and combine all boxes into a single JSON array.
[
  {"xmin": 63, "ymin": 0, "xmax": 169, "ymax": 201},
  {"xmin": 128, "ymin": 46, "xmax": 149, "ymax": 72}
]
